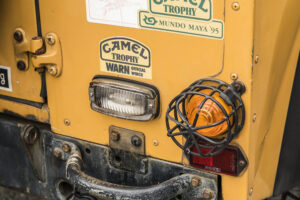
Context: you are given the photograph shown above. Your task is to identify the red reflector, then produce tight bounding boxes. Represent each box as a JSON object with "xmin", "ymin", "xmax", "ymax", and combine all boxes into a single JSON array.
[{"xmin": 190, "ymin": 145, "xmax": 247, "ymax": 176}]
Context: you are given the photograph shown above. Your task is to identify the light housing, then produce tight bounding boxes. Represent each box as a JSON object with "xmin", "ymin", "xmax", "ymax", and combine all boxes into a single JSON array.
[
  {"xmin": 89, "ymin": 76, "xmax": 159, "ymax": 121},
  {"xmin": 166, "ymin": 78, "xmax": 245, "ymax": 157},
  {"xmin": 190, "ymin": 144, "xmax": 248, "ymax": 176}
]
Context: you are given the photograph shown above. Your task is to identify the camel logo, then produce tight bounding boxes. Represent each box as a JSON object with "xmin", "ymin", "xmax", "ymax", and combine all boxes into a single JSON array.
[{"xmin": 100, "ymin": 37, "xmax": 152, "ymax": 79}]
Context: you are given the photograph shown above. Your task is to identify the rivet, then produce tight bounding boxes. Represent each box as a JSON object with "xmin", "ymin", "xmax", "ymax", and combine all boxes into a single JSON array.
[
  {"xmin": 111, "ymin": 131, "xmax": 120, "ymax": 141},
  {"xmin": 53, "ymin": 147, "xmax": 63, "ymax": 159},
  {"xmin": 13, "ymin": 30, "xmax": 23, "ymax": 43},
  {"xmin": 230, "ymin": 73, "xmax": 238, "ymax": 80},
  {"xmin": 62, "ymin": 143, "xmax": 71, "ymax": 153},
  {"xmin": 249, "ymin": 187, "xmax": 254, "ymax": 196},
  {"xmin": 255, "ymin": 55, "xmax": 259, "ymax": 64},
  {"xmin": 203, "ymin": 189, "xmax": 214, "ymax": 199},
  {"xmin": 153, "ymin": 139, "xmax": 159, "ymax": 146},
  {"xmin": 46, "ymin": 34, "xmax": 55, "ymax": 45},
  {"xmin": 191, "ymin": 177, "xmax": 201, "ymax": 187},
  {"xmin": 17, "ymin": 61, "xmax": 26, "ymax": 71},
  {"xmin": 64, "ymin": 119, "xmax": 71, "ymax": 126},
  {"xmin": 232, "ymin": 2, "xmax": 240, "ymax": 11},
  {"xmin": 252, "ymin": 113, "xmax": 257, "ymax": 123},
  {"xmin": 48, "ymin": 66, "xmax": 58, "ymax": 76}
]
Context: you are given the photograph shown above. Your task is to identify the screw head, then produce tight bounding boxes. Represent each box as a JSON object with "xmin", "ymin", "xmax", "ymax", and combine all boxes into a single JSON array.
[
  {"xmin": 111, "ymin": 131, "xmax": 120, "ymax": 141},
  {"xmin": 230, "ymin": 73, "xmax": 238, "ymax": 80},
  {"xmin": 239, "ymin": 160, "xmax": 246, "ymax": 167},
  {"xmin": 191, "ymin": 177, "xmax": 201, "ymax": 187},
  {"xmin": 53, "ymin": 147, "xmax": 63, "ymax": 159},
  {"xmin": 62, "ymin": 144, "xmax": 71, "ymax": 153},
  {"xmin": 232, "ymin": 2, "xmax": 240, "ymax": 11},
  {"xmin": 23, "ymin": 125, "xmax": 38, "ymax": 145},
  {"xmin": 255, "ymin": 55, "xmax": 259, "ymax": 64},
  {"xmin": 46, "ymin": 34, "xmax": 55, "ymax": 45},
  {"xmin": 14, "ymin": 30, "xmax": 23, "ymax": 43},
  {"xmin": 48, "ymin": 66, "xmax": 58, "ymax": 76},
  {"xmin": 252, "ymin": 113, "xmax": 257, "ymax": 122},
  {"xmin": 203, "ymin": 189, "xmax": 214, "ymax": 199},
  {"xmin": 153, "ymin": 139, "xmax": 159, "ymax": 146},
  {"xmin": 17, "ymin": 61, "xmax": 26, "ymax": 71},
  {"xmin": 64, "ymin": 119, "xmax": 71, "ymax": 126},
  {"xmin": 131, "ymin": 135, "xmax": 142, "ymax": 147}
]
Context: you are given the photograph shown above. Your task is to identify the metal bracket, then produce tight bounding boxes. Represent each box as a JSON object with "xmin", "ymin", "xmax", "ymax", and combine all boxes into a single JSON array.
[
  {"xmin": 109, "ymin": 125, "xmax": 145, "ymax": 155},
  {"xmin": 13, "ymin": 28, "xmax": 63, "ymax": 77}
]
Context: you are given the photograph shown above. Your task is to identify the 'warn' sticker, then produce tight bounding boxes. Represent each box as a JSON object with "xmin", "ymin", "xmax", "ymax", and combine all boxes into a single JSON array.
[{"xmin": 100, "ymin": 37, "xmax": 152, "ymax": 79}]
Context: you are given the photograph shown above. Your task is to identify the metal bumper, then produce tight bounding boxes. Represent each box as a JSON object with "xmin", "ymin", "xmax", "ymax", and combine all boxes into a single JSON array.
[{"xmin": 0, "ymin": 115, "xmax": 219, "ymax": 200}]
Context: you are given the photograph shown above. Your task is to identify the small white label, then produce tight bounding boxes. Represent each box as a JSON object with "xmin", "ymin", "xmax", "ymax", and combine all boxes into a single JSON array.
[
  {"xmin": 86, "ymin": 0, "xmax": 148, "ymax": 28},
  {"xmin": 0, "ymin": 65, "xmax": 12, "ymax": 92}
]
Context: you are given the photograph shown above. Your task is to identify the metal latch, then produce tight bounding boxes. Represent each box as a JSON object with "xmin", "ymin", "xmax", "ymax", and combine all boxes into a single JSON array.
[{"xmin": 13, "ymin": 28, "xmax": 62, "ymax": 77}]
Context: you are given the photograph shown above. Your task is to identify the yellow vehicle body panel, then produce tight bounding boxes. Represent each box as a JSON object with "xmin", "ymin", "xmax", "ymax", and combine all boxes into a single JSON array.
[{"xmin": 0, "ymin": 0, "xmax": 299, "ymax": 199}]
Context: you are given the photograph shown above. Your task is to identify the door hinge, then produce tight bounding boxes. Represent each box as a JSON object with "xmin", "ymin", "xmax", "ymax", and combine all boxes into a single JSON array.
[{"xmin": 13, "ymin": 28, "xmax": 63, "ymax": 77}]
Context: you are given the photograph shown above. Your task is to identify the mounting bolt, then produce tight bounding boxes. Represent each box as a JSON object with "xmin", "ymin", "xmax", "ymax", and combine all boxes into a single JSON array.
[
  {"xmin": 232, "ymin": 2, "xmax": 240, "ymax": 11},
  {"xmin": 62, "ymin": 143, "xmax": 71, "ymax": 153},
  {"xmin": 153, "ymin": 139, "xmax": 159, "ymax": 146},
  {"xmin": 23, "ymin": 125, "xmax": 38, "ymax": 145},
  {"xmin": 48, "ymin": 66, "xmax": 58, "ymax": 76},
  {"xmin": 53, "ymin": 147, "xmax": 63, "ymax": 159},
  {"xmin": 111, "ymin": 131, "xmax": 120, "ymax": 141},
  {"xmin": 230, "ymin": 73, "xmax": 238, "ymax": 80},
  {"xmin": 17, "ymin": 61, "xmax": 26, "ymax": 71},
  {"xmin": 233, "ymin": 81, "xmax": 246, "ymax": 94},
  {"xmin": 191, "ymin": 177, "xmax": 201, "ymax": 187},
  {"xmin": 64, "ymin": 119, "xmax": 71, "ymax": 126},
  {"xmin": 131, "ymin": 135, "xmax": 142, "ymax": 147},
  {"xmin": 46, "ymin": 34, "xmax": 55, "ymax": 45},
  {"xmin": 203, "ymin": 189, "xmax": 214, "ymax": 199},
  {"xmin": 14, "ymin": 30, "xmax": 23, "ymax": 43}
]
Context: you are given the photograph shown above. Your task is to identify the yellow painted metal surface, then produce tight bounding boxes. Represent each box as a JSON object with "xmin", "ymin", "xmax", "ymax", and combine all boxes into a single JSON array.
[
  {"xmin": 0, "ymin": 0, "xmax": 298, "ymax": 199},
  {"xmin": 0, "ymin": 0, "xmax": 44, "ymax": 103},
  {"xmin": 0, "ymin": 99, "xmax": 49, "ymax": 123}
]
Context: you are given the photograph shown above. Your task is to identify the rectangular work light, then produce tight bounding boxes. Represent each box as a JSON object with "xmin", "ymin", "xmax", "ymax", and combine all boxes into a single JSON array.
[{"xmin": 89, "ymin": 76, "xmax": 159, "ymax": 121}]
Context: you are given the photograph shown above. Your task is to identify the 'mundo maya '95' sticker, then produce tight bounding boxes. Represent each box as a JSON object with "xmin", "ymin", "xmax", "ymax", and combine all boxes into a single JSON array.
[
  {"xmin": 100, "ymin": 37, "xmax": 152, "ymax": 79},
  {"xmin": 0, "ymin": 65, "xmax": 12, "ymax": 92},
  {"xmin": 86, "ymin": 0, "xmax": 224, "ymax": 39}
]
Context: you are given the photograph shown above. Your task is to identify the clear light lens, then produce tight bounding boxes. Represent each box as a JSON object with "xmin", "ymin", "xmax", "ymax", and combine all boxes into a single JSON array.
[{"xmin": 89, "ymin": 77, "xmax": 159, "ymax": 121}]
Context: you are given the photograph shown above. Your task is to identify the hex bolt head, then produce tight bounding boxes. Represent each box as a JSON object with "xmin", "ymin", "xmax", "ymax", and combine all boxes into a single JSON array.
[
  {"xmin": 46, "ymin": 34, "xmax": 55, "ymax": 45},
  {"xmin": 53, "ymin": 147, "xmax": 63, "ymax": 159},
  {"xmin": 48, "ymin": 66, "xmax": 58, "ymax": 76},
  {"xmin": 232, "ymin": 2, "xmax": 240, "ymax": 11},
  {"xmin": 131, "ymin": 135, "xmax": 142, "ymax": 147},
  {"xmin": 111, "ymin": 131, "xmax": 120, "ymax": 141},
  {"xmin": 23, "ymin": 125, "xmax": 38, "ymax": 145},
  {"xmin": 203, "ymin": 189, "xmax": 214, "ymax": 199},
  {"xmin": 191, "ymin": 177, "xmax": 201, "ymax": 187},
  {"xmin": 62, "ymin": 144, "xmax": 71, "ymax": 153},
  {"xmin": 14, "ymin": 30, "xmax": 23, "ymax": 43},
  {"xmin": 17, "ymin": 61, "xmax": 26, "ymax": 71}
]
